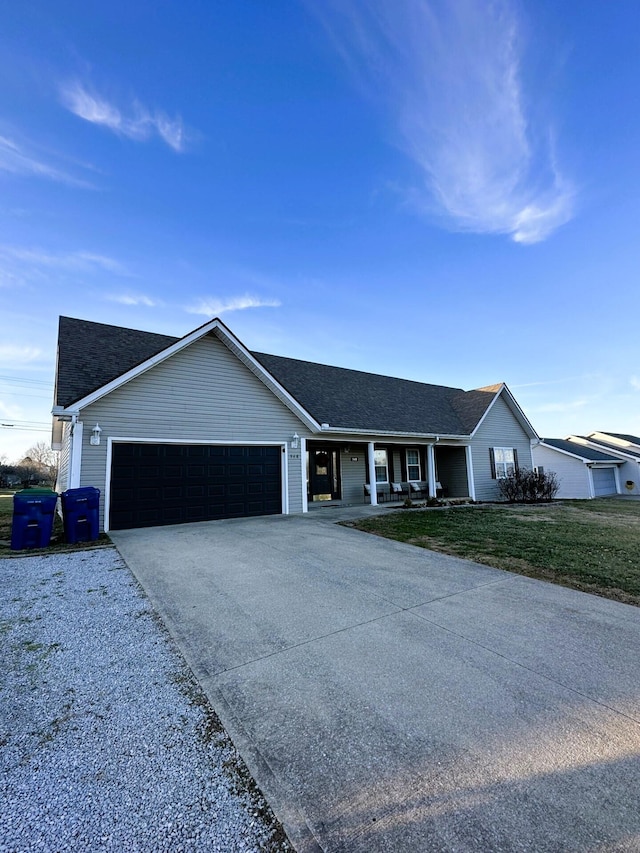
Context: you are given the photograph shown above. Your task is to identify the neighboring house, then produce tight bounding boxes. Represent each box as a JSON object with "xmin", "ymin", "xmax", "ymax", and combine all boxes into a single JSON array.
[
  {"xmin": 588, "ymin": 432, "xmax": 640, "ymax": 453},
  {"xmin": 52, "ymin": 316, "xmax": 539, "ymax": 531},
  {"xmin": 532, "ymin": 438, "xmax": 625, "ymax": 499},
  {"xmin": 572, "ymin": 433, "xmax": 640, "ymax": 496}
]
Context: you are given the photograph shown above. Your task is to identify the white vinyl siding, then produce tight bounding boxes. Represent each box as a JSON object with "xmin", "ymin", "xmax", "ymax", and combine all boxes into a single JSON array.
[
  {"xmin": 77, "ymin": 333, "xmax": 310, "ymax": 529},
  {"xmin": 435, "ymin": 446, "xmax": 468, "ymax": 498},
  {"xmin": 339, "ymin": 447, "xmax": 368, "ymax": 504},
  {"xmin": 55, "ymin": 421, "xmax": 72, "ymax": 493},
  {"xmin": 471, "ymin": 394, "xmax": 534, "ymax": 501},
  {"xmin": 531, "ymin": 444, "xmax": 592, "ymax": 499}
]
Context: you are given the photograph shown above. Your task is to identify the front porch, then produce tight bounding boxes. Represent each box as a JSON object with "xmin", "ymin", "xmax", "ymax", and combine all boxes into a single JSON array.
[{"xmin": 305, "ymin": 439, "xmax": 473, "ymax": 508}]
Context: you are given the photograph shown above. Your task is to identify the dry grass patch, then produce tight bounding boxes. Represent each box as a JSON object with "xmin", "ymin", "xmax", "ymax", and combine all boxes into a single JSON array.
[{"xmin": 347, "ymin": 500, "xmax": 640, "ymax": 606}]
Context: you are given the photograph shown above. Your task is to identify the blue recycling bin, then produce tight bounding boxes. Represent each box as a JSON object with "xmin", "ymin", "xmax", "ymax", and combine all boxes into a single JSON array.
[
  {"xmin": 11, "ymin": 489, "xmax": 58, "ymax": 551},
  {"xmin": 61, "ymin": 487, "xmax": 101, "ymax": 544}
]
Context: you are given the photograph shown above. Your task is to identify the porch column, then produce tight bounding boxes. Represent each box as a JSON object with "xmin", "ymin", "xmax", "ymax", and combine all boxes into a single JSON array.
[
  {"xmin": 465, "ymin": 445, "xmax": 476, "ymax": 500},
  {"xmin": 367, "ymin": 441, "xmax": 378, "ymax": 506},
  {"xmin": 427, "ymin": 443, "xmax": 436, "ymax": 498},
  {"xmin": 300, "ymin": 437, "xmax": 308, "ymax": 513}
]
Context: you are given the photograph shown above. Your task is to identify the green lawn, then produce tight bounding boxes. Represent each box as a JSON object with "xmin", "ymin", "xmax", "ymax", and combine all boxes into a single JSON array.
[
  {"xmin": 347, "ymin": 500, "xmax": 640, "ymax": 606},
  {"xmin": 0, "ymin": 490, "xmax": 110, "ymax": 557}
]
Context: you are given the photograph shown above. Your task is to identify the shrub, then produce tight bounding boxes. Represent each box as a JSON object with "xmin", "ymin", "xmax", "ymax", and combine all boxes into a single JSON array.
[{"xmin": 497, "ymin": 468, "xmax": 559, "ymax": 503}]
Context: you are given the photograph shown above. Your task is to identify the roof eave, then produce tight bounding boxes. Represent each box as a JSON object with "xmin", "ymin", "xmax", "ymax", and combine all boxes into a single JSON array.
[
  {"xmin": 539, "ymin": 441, "xmax": 620, "ymax": 464},
  {"xmin": 318, "ymin": 425, "xmax": 469, "ymax": 441}
]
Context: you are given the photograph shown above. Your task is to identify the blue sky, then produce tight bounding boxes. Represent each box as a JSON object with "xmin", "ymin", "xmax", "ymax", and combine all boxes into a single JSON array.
[{"xmin": 1, "ymin": 0, "xmax": 639, "ymax": 462}]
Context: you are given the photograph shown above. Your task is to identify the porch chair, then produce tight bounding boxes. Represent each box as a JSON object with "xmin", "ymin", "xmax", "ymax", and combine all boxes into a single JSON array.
[
  {"xmin": 390, "ymin": 482, "xmax": 407, "ymax": 501},
  {"xmin": 363, "ymin": 483, "xmax": 388, "ymax": 503},
  {"xmin": 409, "ymin": 481, "xmax": 427, "ymax": 499}
]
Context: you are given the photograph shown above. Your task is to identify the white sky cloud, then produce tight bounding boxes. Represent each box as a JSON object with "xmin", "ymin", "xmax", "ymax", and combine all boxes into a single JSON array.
[
  {"xmin": 315, "ymin": 0, "xmax": 574, "ymax": 243},
  {"xmin": 529, "ymin": 399, "xmax": 588, "ymax": 414},
  {"xmin": 0, "ymin": 345, "xmax": 42, "ymax": 366},
  {"xmin": 60, "ymin": 81, "xmax": 189, "ymax": 152},
  {"xmin": 0, "ymin": 245, "xmax": 130, "ymax": 279},
  {"xmin": 0, "ymin": 135, "xmax": 92, "ymax": 187},
  {"xmin": 107, "ymin": 293, "xmax": 159, "ymax": 307},
  {"xmin": 186, "ymin": 295, "xmax": 282, "ymax": 316},
  {"xmin": 630, "ymin": 376, "xmax": 640, "ymax": 391}
]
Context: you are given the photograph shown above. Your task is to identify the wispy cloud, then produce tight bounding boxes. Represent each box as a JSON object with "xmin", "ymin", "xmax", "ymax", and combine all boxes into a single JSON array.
[
  {"xmin": 0, "ymin": 245, "xmax": 131, "ymax": 290},
  {"xmin": 0, "ymin": 345, "xmax": 42, "ymax": 366},
  {"xmin": 107, "ymin": 293, "xmax": 159, "ymax": 307},
  {"xmin": 631, "ymin": 376, "xmax": 640, "ymax": 391},
  {"xmin": 0, "ymin": 135, "xmax": 93, "ymax": 187},
  {"xmin": 60, "ymin": 81, "xmax": 189, "ymax": 152},
  {"xmin": 314, "ymin": 0, "xmax": 574, "ymax": 243},
  {"xmin": 0, "ymin": 245, "xmax": 130, "ymax": 276},
  {"xmin": 511, "ymin": 374, "xmax": 593, "ymax": 389},
  {"xmin": 530, "ymin": 399, "xmax": 588, "ymax": 414},
  {"xmin": 186, "ymin": 295, "xmax": 282, "ymax": 316}
]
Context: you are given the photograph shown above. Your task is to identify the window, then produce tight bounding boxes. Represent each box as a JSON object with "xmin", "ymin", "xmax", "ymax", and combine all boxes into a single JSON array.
[
  {"xmin": 374, "ymin": 449, "xmax": 388, "ymax": 483},
  {"xmin": 406, "ymin": 449, "xmax": 421, "ymax": 481},
  {"xmin": 491, "ymin": 447, "xmax": 517, "ymax": 478}
]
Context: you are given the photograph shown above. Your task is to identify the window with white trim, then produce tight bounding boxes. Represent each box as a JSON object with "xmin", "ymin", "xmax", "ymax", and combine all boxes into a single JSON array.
[
  {"xmin": 492, "ymin": 447, "xmax": 516, "ymax": 478},
  {"xmin": 374, "ymin": 449, "xmax": 388, "ymax": 483},
  {"xmin": 406, "ymin": 448, "xmax": 421, "ymax": 481}
]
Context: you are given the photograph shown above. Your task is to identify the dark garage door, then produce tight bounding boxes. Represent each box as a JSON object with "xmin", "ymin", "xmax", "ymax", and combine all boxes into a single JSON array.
[{"xmin": 109, "ymin": 443, "xmax": 282, "ymax": 530}]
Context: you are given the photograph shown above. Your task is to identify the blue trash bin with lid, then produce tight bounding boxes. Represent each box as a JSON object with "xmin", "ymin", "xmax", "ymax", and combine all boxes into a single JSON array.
[
  {"xmin": 11, "ymin": 489, "xmax": 58, "ymax": 551},
  {"xmin": 61, "ymin": 487, "xmax": 100, "ymax": 544}
]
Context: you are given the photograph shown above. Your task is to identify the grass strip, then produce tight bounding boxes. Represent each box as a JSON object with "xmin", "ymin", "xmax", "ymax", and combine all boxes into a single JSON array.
[{"xmin": 347, "ymin": 500, "xmax": 640, "ymax": 606}]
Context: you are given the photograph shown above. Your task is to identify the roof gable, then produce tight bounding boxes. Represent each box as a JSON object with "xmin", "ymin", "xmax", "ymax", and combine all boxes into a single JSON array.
[
  {"xmin": 54, "ymin": 316, "xmax": 524, "ymax": 437},
  {"xmin": 469, "ymin": 383, "xmax": 538, "ymax": 440}
]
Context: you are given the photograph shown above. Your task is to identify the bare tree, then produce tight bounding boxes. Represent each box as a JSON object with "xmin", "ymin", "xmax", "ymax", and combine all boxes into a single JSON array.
[{"xmin": 21, "ymin": 442, "xmax": 59, "ymax": 487}]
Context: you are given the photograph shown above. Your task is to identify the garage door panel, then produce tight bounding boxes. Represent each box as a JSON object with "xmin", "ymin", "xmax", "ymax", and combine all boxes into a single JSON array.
[
  {"xmin": 110, "ymin": 443, "xmax": 282, "ymax": 530},
  {"xmin": 592, "ymin": 467, "xmax": 617, "ymax": 496}
]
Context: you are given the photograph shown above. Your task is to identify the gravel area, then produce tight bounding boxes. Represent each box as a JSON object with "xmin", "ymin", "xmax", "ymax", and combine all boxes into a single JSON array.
[{"xmin": 0, "ymin": 547, "xmax": 292, "ymax": 853}]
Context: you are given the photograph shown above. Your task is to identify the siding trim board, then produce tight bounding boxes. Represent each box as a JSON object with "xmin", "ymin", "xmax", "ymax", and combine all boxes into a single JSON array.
[{"xmin": 104, "ymin": 437, "xmax": 288, "ymax": 533}]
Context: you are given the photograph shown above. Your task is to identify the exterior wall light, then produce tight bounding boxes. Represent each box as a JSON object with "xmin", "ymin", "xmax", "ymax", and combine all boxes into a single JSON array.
[
  {"xmin": 291, "ymin": 433, "xmax": 299, "ymax": 450},
  {"xmin": 90, "ymin": 423, "xmax": 102, "ymax": 446}
]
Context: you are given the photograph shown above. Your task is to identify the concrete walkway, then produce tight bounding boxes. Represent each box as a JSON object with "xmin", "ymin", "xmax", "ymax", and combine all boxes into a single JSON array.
[{"xmin": 111, "ymin": 509, "xmax": 640, "ymax": 852}]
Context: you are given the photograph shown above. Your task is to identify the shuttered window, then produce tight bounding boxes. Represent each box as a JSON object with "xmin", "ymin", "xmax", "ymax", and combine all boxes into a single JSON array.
[{"xmin": 489, "ymin": 447, "xmax": 518, "ymax": 478}]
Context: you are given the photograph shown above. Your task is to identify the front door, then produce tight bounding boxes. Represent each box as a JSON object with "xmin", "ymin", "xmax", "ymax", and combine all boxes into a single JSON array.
[{"xmin": 308, "ymin": 447, "xmax": 341, "ymax": 501}]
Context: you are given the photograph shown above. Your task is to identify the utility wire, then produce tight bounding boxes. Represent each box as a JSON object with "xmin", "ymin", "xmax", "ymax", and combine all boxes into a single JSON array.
[{"xmin": 0, "ymin": 374, "xmax": 51, "ymax": 386}]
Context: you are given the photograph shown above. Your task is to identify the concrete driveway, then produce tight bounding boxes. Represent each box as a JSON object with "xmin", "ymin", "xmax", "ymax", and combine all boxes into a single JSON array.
[{"xmin": 111, "ymin": 508, "xmax": 640, "ymax": 852}]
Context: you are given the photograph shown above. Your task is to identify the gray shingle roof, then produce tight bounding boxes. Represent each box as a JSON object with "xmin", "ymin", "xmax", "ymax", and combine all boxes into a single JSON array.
[
  {"xmin": 594, "ymin": 432, "xmax": 640, "ymax": 446},
  {"xmin": 541, "ymin": 438, "xmax": 622, "ymax": 462},
  {"xmin": 55, "ymin": 316, "xmax": 499, "ymax": 436},
  {"xmin": 55, "ymin": 317, "xmax": 177, "ymax": 408},
  {"xmin": 579, "ymin": 435, "xmax": 640, "ymax": 460}
]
